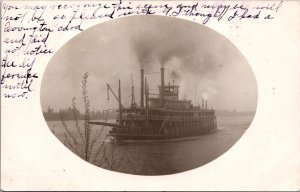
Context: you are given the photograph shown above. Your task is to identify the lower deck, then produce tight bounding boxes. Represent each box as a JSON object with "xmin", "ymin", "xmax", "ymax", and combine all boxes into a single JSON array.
[{"xmin": 109, "ymin": 113, "xmax": 217, "ymax": 140}]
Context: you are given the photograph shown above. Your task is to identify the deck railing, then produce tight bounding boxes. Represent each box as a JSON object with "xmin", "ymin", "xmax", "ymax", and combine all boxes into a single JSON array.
[{"xmin": 122, "ymin": 114, "xmax": 215, "ymax": 121}]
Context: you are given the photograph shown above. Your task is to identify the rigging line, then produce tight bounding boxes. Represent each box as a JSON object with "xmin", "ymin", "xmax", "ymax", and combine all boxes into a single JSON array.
[{"xmin": 144, "ymin": 72, "xmax": 160, "ymax": 75}]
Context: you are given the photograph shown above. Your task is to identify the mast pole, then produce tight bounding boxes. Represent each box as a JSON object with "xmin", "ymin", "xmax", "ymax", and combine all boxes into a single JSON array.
[
  {"xmin": 194, "ymin": 87, "xmax": 197, "ymax": 106},
  {"xmin": 118, "ymin": 79, "xmax": 122, "ymax": 125}
]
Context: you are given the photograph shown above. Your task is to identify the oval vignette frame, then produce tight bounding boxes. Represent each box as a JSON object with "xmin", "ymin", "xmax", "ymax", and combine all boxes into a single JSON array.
[{"xmin": 41, "ymin": 15, "xmax": 257, "ymax": 176}]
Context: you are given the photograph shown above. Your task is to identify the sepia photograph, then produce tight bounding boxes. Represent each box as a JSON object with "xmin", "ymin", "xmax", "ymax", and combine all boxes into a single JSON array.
[{"xmin": 40, "ymin": 15, "xmax": 257, "ymax": 175}]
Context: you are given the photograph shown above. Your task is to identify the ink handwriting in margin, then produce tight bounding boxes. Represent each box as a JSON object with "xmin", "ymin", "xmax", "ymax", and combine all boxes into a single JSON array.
[{"xmin": 1, "ymin": 1, "xmax": 284, "ymax": 99}]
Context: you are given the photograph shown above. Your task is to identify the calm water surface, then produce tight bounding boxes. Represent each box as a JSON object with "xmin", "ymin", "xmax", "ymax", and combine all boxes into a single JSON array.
[{"xmin": 47, "ymin": 115, "xmax": 254, "ymax": 175}]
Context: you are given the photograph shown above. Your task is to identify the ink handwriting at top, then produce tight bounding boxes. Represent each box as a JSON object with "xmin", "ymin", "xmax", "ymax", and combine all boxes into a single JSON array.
[{"xmin": 0, "ymin": 1, "xmax": 284, "ymax": 99}]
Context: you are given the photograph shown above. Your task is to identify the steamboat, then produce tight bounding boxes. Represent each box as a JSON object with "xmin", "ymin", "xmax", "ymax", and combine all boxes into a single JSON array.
[{"xmin": 89, "ymin": 67, "xmax": 217, "ymax": 141}]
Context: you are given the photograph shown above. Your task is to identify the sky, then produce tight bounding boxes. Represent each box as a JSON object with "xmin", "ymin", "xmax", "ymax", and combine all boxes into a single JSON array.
[{"xmin": 41, "ymin": 15, "xmax": 257, "ymax": 113}]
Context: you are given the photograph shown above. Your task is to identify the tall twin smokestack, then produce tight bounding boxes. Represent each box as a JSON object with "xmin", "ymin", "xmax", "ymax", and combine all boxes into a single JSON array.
[
  {"xmin": 140, "ymin": 67, "xmax": 165, "ymax": 108},
  {"xmin": 140, "ymin": 69, "xmax": 144, "ymax": 108},
  {"xmin": 161, "ymin": 67, "xmax": 164, "ymax": 107}
]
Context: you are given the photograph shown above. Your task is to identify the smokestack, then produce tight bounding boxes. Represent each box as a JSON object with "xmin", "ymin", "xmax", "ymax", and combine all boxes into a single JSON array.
[
  {"xmin": 161, "ymin": 67, "xmax": 165, "ymax": 107},
  {"xmin": 205, "ymin": 100, "xmax": 207, "ymax": 110},
  {"xmin": 140, "ymin": 69, "xmax": 144, "ymax": 108}
]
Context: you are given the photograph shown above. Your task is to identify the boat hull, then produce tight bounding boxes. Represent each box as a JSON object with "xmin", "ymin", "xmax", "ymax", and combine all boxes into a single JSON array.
[{"xmin": 108, "ymin": 127, "xmax": 217, "ymax": 141}]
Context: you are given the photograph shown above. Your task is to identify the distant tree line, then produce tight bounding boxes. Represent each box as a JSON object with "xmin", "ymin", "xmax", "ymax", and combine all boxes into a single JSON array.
[
  {"xmin": 215, "ymin": 109, "xmax": 255, "ymax": 116},
  {"xmin": 43, "ymin": 106, "xmax": 117, "ymax": 121}
]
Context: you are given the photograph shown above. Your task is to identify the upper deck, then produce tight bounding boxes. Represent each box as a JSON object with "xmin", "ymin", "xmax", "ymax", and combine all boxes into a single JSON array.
[
  {"xmin": 112, "ymin": 67, "xmax": 215, "ymax": 123},
  {"xmin": 121, "ymin": 107, "xmax": 215, "ymax": 121}
]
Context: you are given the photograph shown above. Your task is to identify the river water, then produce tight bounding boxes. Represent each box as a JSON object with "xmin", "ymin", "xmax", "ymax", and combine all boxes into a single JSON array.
[{"xmin": 46, "ymin": 114, "xmax": 254, "ymax": 175}]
